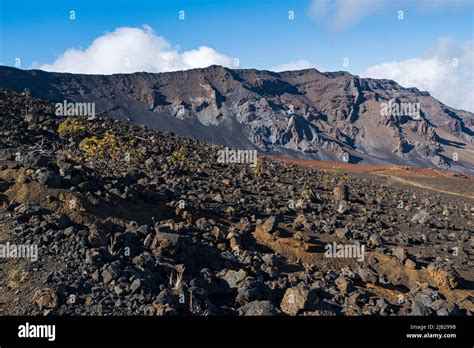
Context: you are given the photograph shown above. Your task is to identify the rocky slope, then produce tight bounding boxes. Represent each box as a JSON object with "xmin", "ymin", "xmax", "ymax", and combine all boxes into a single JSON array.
[
  {"xmin": 0, "ymin": 65, "xmax": 473, "ymax": 174},
  {"xmin": 0, "ymin": 89, "xmax": 472, "ymax": 316}
]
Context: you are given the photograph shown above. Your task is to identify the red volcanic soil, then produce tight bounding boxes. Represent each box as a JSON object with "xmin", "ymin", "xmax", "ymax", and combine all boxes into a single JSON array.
[
  {"xmin": 269, "ymin": 155, "xmax": 474, "ymax": 178},
  {"xmin": 268, "ymin": 155, "xmax": 474, "ymax": 200}
]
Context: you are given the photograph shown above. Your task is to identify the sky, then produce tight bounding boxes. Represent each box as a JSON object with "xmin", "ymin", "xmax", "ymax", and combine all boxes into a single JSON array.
[{"xmin": 0, "ymin": 0, "xmax": 473, "ymax": 111}]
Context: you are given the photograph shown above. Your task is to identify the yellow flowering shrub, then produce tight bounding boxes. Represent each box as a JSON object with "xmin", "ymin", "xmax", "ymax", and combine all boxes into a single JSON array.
[
  {"xmin": 253, "ymin": 160, "xmax": 261, "ymax": 177},
  {"xmin": 79, "ymin": 132, "xmax": 138, "ymax": 175},
  {"xmin": 170, "ymin": 147, "xmax": 186, "ymax": 164},
  {"xmin": 58, "ymin": 117, "xmax": 86, "ymax": 138}
]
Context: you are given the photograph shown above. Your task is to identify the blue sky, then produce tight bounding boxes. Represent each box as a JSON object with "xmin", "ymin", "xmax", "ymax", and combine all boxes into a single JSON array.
[
  {"xmin": 0, "ymin": 0, "xmax": 473, "ymax": 110},
  {"xmin": 0, "ymin": 0, "xmax": 472, "ymax": 72}
]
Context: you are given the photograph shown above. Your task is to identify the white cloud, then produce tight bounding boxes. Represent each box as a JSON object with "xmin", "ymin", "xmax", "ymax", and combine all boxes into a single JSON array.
[
  {"xmin": 271, "ymin": 59, "xmax": 315, "ymax": 72},
  {"xmin": 361, "ymin": 39, "xmax": 474, "ymax": 112},
  {"xmin": 308, "ymin": 0, "xmax": 470, "ymax": 32},
  {"xmin": 38, "ymin": 25, "xmax": 234, "ymax": 74},
  {"xmin": 309, "ymin": 0, "xmax": 388, "ymax": 32}
]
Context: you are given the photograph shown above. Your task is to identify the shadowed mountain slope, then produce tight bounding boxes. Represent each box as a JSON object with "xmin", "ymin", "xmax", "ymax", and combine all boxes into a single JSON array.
[{"xmin": 0, "ymin": 65, "xmax": 472, "ymax": 173}]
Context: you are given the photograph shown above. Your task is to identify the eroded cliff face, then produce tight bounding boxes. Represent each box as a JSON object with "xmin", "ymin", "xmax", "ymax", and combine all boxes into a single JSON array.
[{"xmin": 1, "ymin": 65, "xmax": 473, "ymax": 173}]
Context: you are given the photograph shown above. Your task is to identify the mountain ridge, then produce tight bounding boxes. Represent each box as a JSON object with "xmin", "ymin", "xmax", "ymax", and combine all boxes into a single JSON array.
[{"xmin": 0, "ymin": 64, "xmax": 473, "ymax": 173}]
